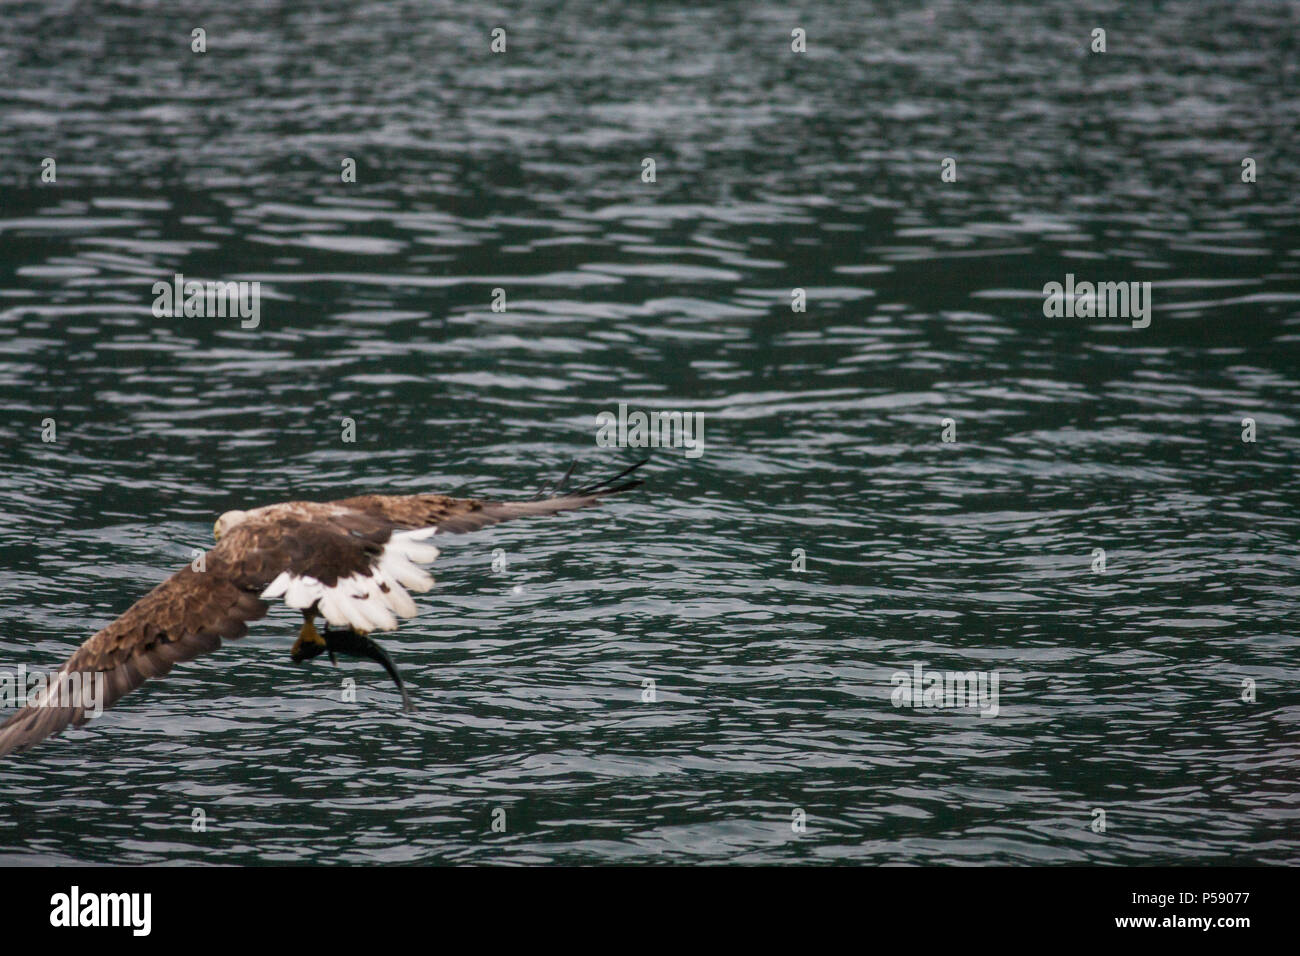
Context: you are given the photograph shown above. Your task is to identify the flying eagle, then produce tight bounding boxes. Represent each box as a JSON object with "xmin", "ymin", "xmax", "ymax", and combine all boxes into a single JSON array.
[{"xmin": 0, "ymin": 459, "xmax": 646, "ymax": 757}]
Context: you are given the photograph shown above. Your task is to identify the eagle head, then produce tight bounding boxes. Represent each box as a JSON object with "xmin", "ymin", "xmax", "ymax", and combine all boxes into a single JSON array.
[{"xmin": 214, "ymin": 510, "xmax": 250, "ymax": 541}]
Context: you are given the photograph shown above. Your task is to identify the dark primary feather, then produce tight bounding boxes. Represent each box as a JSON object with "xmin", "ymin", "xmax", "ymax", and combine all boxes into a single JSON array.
[
  {"xmin": 333, "ymin": 457, "xmax": 647, "ymax": 534},
  {"xmin": 0, "ymin": 559, "xmax": 267, "ymax": 758},
  {"xmin": 0, "ymin": 459, "xmax": 647, "ymax": 757}
]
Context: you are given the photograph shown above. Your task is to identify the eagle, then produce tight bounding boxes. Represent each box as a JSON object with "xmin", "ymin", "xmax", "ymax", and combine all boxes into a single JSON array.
[{"xmin": 0, "ymin": 459, "xmax": 646, "ymax": 757}]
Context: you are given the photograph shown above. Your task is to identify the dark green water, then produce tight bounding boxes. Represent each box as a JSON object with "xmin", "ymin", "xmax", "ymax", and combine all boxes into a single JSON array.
[{"xmin": 0, "ymin": 0, "xmax": 1297, "ymax": 864}]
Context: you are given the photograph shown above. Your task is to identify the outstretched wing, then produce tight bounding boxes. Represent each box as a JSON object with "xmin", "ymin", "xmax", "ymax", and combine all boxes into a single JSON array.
[
  {"xmin": 0, "ymin": 554, "xmax": 268, "ymax": 757},
  {"xmin": 0, "ymin": 458, "xmax": 647, "ymax": 757},
  {"xmin": 333, "ymin": 457, "xmax": 648, "ymax": 533},
  {"xmin": 0, "ymin": 510, "xmax": 397, "ymax": 757},
  {"xmin": 257, "ymin": 458, "xmax": 650, "ymax": 632}
]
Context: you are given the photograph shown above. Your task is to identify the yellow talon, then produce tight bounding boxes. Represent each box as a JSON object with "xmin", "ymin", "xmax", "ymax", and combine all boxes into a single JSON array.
[{"xmin": 291, "ymin": 615, "xmax": 326, "ymax": 658}]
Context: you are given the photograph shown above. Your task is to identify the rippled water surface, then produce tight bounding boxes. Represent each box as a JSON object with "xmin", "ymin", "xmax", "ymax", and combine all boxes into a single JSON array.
[{"xmin": 0, "ymin": 0, "xmax": 1298, "ymax": 864}]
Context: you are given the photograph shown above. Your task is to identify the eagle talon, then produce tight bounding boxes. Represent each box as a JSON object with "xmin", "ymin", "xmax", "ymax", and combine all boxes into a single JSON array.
[
  {"xmin": 290, "ymin": 614, "xmax": 328, "ymax": 663},
  {"xmin": 0, "ymin": 458, "xmax": 649, "ymax": 756}
]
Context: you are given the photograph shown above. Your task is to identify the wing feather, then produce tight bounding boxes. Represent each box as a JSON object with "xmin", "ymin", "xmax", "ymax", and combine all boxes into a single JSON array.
[
  {"xmin": 333, "ymin": 457, "xmax": 648, "ymax": 535},
  {"xmin": 0, "ymin": 459, "xmax": 647, "ymax": 757},
  {"xmin": 0, "ymin": 555, "xmax": 266, "ymax": 757}
]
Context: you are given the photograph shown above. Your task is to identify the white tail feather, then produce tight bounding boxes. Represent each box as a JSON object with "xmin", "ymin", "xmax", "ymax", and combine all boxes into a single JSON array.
[{"xmin": 262, "ymin": 527, "xmax": 439, "ymax": 630}]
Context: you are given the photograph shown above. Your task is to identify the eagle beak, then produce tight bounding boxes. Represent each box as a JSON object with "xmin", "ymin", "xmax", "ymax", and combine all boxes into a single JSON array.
[{"xmin": 213, "ymin": 520, "xmax": 221, "ymax": 542}]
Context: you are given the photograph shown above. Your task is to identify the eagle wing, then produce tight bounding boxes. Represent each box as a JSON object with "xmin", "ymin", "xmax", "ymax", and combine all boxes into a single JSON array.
[
  {"xmin": 332, "ymin": 456, "xmax": 648, "ymax": 533},
  {"xmin": 256, "ymin": 457, "xmax": 648, "ymax": 632},
  {"xmin": 0, "ymin": 548, "xmax": 269, "ymax": 757},
  {"xmin": 0, "ymin": 459, "xmax": 645, "ymax": 757}
]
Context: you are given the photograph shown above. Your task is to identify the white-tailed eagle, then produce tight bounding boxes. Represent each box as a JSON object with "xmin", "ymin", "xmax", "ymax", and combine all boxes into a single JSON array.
[{"xmin": 0, "ymin": 459, "xmax": 646, "ymax": 757}]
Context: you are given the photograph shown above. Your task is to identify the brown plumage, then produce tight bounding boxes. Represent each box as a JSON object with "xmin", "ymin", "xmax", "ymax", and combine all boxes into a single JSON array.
[{"xmin": 0, "ymin": 459, "xmax": 646, "ymax": 757}]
